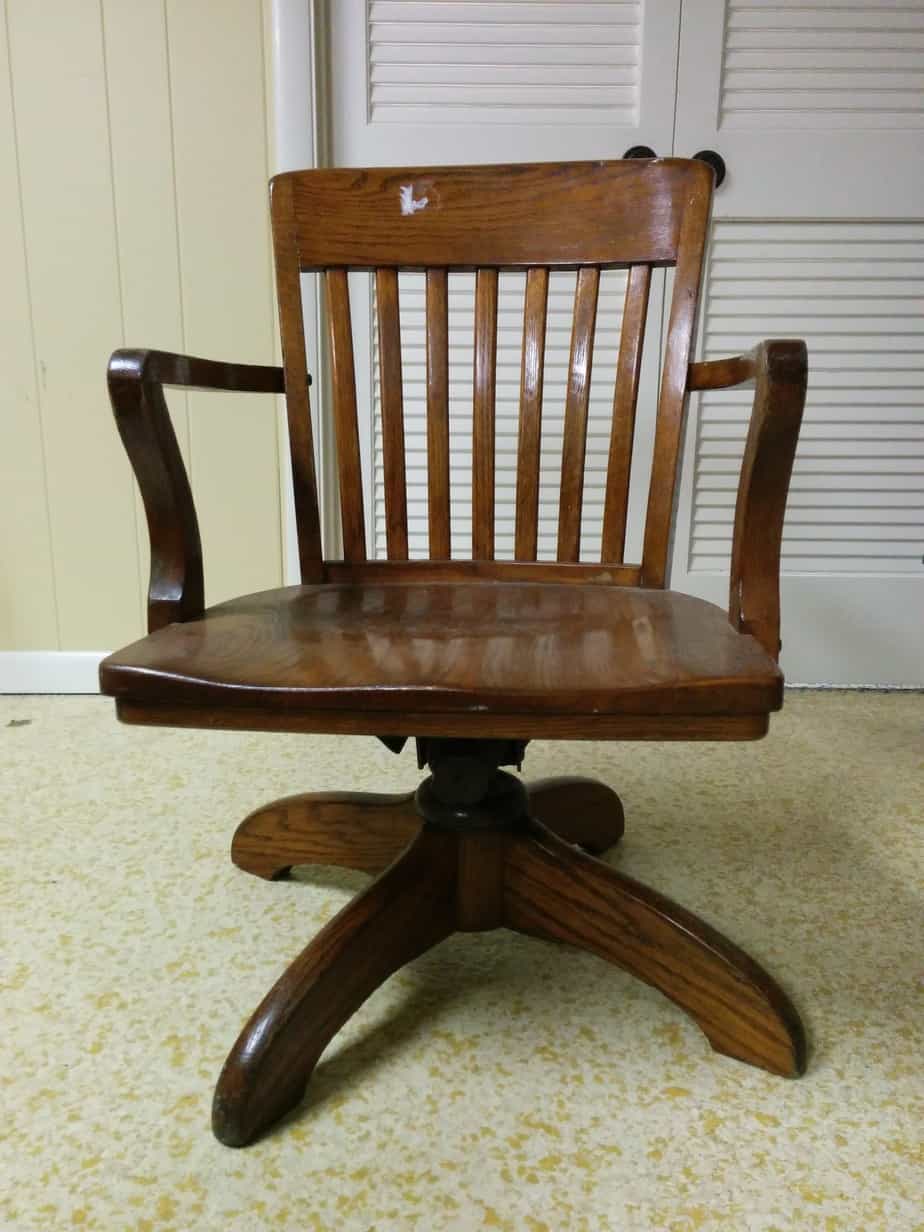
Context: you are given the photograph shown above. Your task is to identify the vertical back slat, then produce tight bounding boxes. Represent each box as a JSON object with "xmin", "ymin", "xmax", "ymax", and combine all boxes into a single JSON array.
[
  {"xmin": 557, "ymin": 267, "xmax": 600, "ymax": 562},
  {"xmin": 600, "ymin": 264, "xmax": 652, "ymax": 563},
  {"xmin": 325, "ymin": 269, "xmax": 366, "ymax": 562},
  {"xmin": 426, "ymin": 268, "xmax": 451, "ymax": 558},
  {"xmin": 641, "ymin": 174, "xmax": 712, "ymax": 586},
  {"xmin": 269, "ymin": 177, "xmax": 323, "ymax": 579},
  {"xmin": 375, "ymin": 268, "xmax": 408, "ymax": 559},
  {"xmin": 514, "ymin": 267, "xmax": 550, "ymax": 561},
  {"xmin": 473, "ymin": 268, "xmax": 499, "ymax": 560}
]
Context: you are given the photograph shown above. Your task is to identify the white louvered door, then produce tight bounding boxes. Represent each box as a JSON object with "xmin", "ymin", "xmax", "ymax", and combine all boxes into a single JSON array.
[
  {"xmin": 671, "ymin": 0, "xmax": 924, "ymax": 684},
  {"xmin": 327, "ymin": 0, "xmax": 682, "ymax": 568}
]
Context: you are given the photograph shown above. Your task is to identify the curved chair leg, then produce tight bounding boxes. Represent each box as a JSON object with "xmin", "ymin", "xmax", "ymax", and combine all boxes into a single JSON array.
[
  {"xmin": 504, "ymin": 822, "xmax": 806, "ymax": 1078},
  {"xmin": 231, "ymin": 791, "xmax": 420, "ymax": 879},
  {"xmin": 213, "ymin": 826, "xmax": 457, "ymax": 1147},
  {"xmin": 525, "ymin": 777, "xmax": 625, "ymax": 853}
]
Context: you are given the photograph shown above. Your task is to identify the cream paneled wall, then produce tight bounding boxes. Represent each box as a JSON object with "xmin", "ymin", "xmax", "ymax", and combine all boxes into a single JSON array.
[{"xmin": 0, "ymin": 0, "xmax": 283, "ymax": 654}]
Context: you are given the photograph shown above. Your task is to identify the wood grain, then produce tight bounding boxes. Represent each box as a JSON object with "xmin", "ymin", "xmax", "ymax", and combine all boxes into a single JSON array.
[
  {"xmin": 268, "ymin": 176, "xmax": 323, "ymax": 577},
  {"xmin": 514, "ymin": 267, "xmax": 549, "ymax": 561},
  {"xmin": 375, "ymin": 268, "xmax": 408, "ymax": 559},
  {"xmin": 325, "ymin": 270, "xmax": 366, "ymax": 562},
  {"xmin": 230, "ymin": 777, "xmax": 625, "ymax": 882},
  {"xmin": 231, "ymin": 790, "xmax": 418, "ymax": 880},
  {"xmin": 425, "ymin": 268, "xmax": 451, "ymax": 558},
  {"xmin": 601, "ymin": 265, "xmax": 651, "ymax": 563},
  {"xmin": 213, "ymin": 825, "xmax": 458, "ymax": 1147},
  {"xmin": 100, "ymin": 582, "xmax": 782, "ymax": 716},
  {"xmin": 107, "ymin": 348, "xmax": 285, "ymax": 631},
  {"xmin": 276, "ymin": 160, "xmax": 696, "ymax": 270},
  {"xmin": 641, "ymin": 164, "xmax": 714, "ymax": 587},
  {"xmin": 473, "ymin": 268, "xmax": 499, "ymax": 560},
  {"xmin": 504, "ymin": 821, "xmax": 807, "ymax": 1078},
  {"xmin": 322, "ymin": 559, "xmax": 642, "ymax": 586},
  {"xmin": 557, "ymin": 267, "xmax": 601, "ymax": 562},
  {"xmin": 728, "ymin": 342, "xmax": 808, "ymax": 658},
  {"xmin": 115, "ymin": 699, "xmax": 771, "ymax": 742}
]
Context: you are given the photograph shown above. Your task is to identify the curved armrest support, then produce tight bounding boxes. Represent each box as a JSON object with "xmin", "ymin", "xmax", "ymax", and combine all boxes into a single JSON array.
[
  {"xmin": 107, "ymin": 348, "xmax": 285, "ymax": 633},
  {"xmin": 687, "ymin": 340, "xmax": 807, "ymax": 659}
]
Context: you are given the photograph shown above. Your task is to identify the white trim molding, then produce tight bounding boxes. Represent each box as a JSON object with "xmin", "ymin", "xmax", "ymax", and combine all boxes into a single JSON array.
[{"xmin": 0, "ymin": 652, "xmax": 106, "ymax": 694}]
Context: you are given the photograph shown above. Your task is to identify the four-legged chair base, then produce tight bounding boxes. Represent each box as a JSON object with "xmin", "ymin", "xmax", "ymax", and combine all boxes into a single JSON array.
[{"xmin": 214, "ymin": 747, "xmax": 805, "ymax": 1148}]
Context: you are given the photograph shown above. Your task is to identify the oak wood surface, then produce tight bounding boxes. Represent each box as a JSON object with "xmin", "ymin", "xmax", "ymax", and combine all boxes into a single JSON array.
[
  {"xmin": 601, "ymin": 265, "xmax": 651, "ymax": 563},
  {"xmin": 641, "ymin": 167, "xmax": 713, "ymax": 588},
  {"xmin": 232, "ymin": 790, "xmax": 419, "ymax": 880},
  {"xmin": 425, "ymin": 268, "xmax": 451, "ymax": 558},
  {"xmin": 514, "ymin": 266, "xmax": 549, "ymax": 561},
  {"xmin": 107, "ymin": 348, "xmax": 285, "ymax": 632},
  {"xmin": 100, "ymin": 582, "xmax": 781, "ymax": 716},
  {"xmin": 375, "ymin": 268, "xmax": 408, "ymax": 559},
  {"xmin": 504, "ymin": 821, "xmax": 806, "ymax": 1078},
  {"xmin": 269, "ymin": 174, "xmax": 323, "ymax": 577},
  {"xmin": 230, "ymin": 776, "xmax": 625, "ymax": 881},
  {"xmin": 216, "ymin": 790, "xmax": 804, "ymax": 1146},
  {"xmin": 557, "ymin": 267, "xmax": 600, "ymax": 562},
  {"xmin": 473, "ymin": 269, "xmax": 499, "ymax": 560},
  {"xmin": 325, "ymin": 269, "xmax": 366, "ymax": 562},
  {"xmin": 103, "ymin": 158, "xmax": 811, "ymax": 1155},
  {"xmin": 322, "ymin": 559, "xmax": 642, "ymax": 586},
  {"xmin": 728, "ymin": 342, "xmax": 808, "ymax": 659},
  {"xmin": 115, "ymin": 699, "xmax": 770, "ymax": 742},
  {"xmin": 273, "ymin": 160, "xmax": 703, "ymax": 270},
  {"xmin": 213, "ymin": 825, "xmax": 458, "ymax": 1147}
]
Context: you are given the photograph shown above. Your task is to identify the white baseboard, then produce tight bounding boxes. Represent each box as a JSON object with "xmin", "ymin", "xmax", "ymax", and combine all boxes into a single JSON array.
[{"xmin": 0, "ymin": 651, "xmax": 107, "ymax": 694}]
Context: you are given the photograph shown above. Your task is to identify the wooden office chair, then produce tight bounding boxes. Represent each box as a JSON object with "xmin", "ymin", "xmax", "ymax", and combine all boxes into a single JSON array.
[{"xmin": 100, "ymin": 160, "xmax": 808, "ymax": 1148}]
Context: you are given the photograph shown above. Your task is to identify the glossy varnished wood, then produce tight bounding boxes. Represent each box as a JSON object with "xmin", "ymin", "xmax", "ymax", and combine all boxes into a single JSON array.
[
  {"xmin": 425, "ymin": 268, "xmax": 451, "ymax": 558},
  {"xmin": 558, "ymin": 267, "xmax": 600, "ymax": 563},
  {"xmin": 325, "ymin": 269, "xmax": 366, "ymax": 562},
  {"xmin": 514, "ymin": 267, "xmax": 549, "ymax": 561},
  {"xmin": 269, "ymin": 175, "xmax": 323, "ymax": 577},
  {"xmin": 231, "ymin": 790, "xmax": 419, "ymax": 879},
  {"xmin": 273, "ymin": 160, "xmax": 700, "ymax": 270},
  {"xmin": 213, "ymin": 825, "xmax": 458, "ymax": 1147},
  {"xmin": 601, "ymin": 265, "xmax": 651, "ymax": 563},
  {"xmin": 230, "ymin": 776, "xmax": 625, "ymax": 882},
  {"xmin": 104, "ymin": 158, "xmax": 811, "ymax": 1151},
  {"xmin": 375, "ymin": 268, "xmax": 408, "ymax": 559},
  {"xmin": 107, "ymin": 349, "xmax": 285, "ymax": 631},
  {"xmin": 216, "ymin": 781, "xmax": 803, "ymax": 1146},
  {"xmin": 728, "ymin": 342, "xmax": 807, "ymax": 658},
  {"xmin": 505, "ymin": 821, "xmax": 806, "ymax": 1078},
  {"xmin": 641, "ymin": 167, "xmax": 713, "ymax": 587},
  {"xmin": 473, "ymin": 268, "xmax": 499, "ymax": 560},
  {"xmin": 115, "ymin": 699, "xmax": 770, "ymax": 742},
  {"xmin": 322, "ymin": 559, "xmax": 642, "ymax": 586},
  {"xmin": 100, "ymin": 582, "xmax": 782, "ymax": 717}
]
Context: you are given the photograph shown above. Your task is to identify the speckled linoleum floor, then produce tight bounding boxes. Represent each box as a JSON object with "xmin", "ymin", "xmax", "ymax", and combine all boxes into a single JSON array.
[{"xmin": 1, "ymin": 691, "xmax": 922, "ymax": 1231}]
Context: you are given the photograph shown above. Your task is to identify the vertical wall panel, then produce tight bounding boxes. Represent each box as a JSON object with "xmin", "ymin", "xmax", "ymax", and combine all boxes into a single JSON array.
[
  {"xmin": 165, "ymin": 0, "xmax": 282, "ymax": 606},
  {"xmin": 6, "ymin": 0, "xmax": 141, "ymax": 649},
  {"xmin": 0, "ymin": 0, "xmax": 58, "ymax": 648},
  {"xmin": 0, "ymin": 0, "xmax": 283, "ymax": 659}
]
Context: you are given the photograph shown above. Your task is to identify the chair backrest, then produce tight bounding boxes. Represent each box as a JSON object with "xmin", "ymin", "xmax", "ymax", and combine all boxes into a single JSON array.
[{"xmin": 270, "ymin": 159, "xmax": 714, "ymax": 588}]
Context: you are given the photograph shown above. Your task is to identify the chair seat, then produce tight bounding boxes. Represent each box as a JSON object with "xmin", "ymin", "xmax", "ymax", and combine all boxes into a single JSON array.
[{"xmin": 100, "ymin": 581, "xmax": 782, "ymax": 720}]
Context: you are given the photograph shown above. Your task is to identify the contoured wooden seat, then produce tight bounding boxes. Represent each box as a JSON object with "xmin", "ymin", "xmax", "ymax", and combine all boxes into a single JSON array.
[{"xmin": 101, "ymin": 159, "xmax": 808, "ymax": 1148}]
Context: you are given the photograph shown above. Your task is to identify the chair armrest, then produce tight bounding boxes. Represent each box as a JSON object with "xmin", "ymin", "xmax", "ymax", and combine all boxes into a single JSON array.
[
  {"xmin": 687, "ymin": 340, "xmax": 807, "ymax": 659},
  {"xmin": 107, "ymin": 348, "xmax": 285, "ymax": 633}
]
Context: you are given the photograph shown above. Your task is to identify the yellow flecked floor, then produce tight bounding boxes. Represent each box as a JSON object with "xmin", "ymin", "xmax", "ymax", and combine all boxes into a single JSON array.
[{"xmin": 1, "ymin": 692, "xmax": 922, "ymax": 1231}]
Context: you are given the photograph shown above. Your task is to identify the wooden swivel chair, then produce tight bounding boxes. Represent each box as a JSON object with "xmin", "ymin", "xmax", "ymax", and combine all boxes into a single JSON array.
[{"xmin": 100, "ymin": 160, "xmax": 808, "ymax": 1148}]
